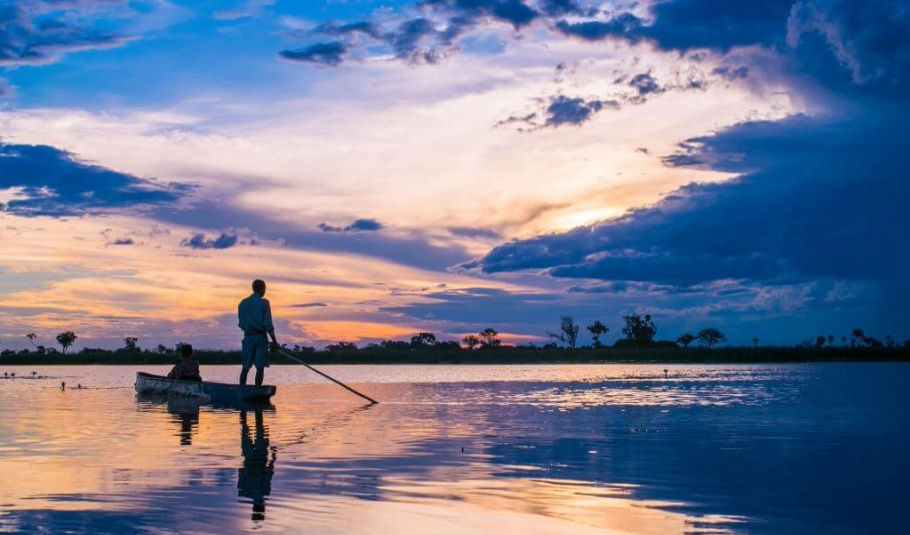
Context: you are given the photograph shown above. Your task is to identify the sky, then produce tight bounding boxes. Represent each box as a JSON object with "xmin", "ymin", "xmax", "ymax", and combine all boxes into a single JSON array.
[{"xmin": 0, "ymin": 0, "xmax": 908, "ymax": 350}]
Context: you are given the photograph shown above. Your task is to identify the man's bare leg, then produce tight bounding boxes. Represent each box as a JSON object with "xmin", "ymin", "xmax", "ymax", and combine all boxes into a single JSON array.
[
  {"xmin": 240, "ymin": 367, "xmax": 250, "ymax": 385},
  {"xmin": 255, "ymin": 367, "xmax": 264, "ymax": 386}
]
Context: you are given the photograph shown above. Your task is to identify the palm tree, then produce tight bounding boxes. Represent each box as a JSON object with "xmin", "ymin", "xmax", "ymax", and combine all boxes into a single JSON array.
[
  {"xmin": 56, "ymin": 331, "xmax": 78, "ymax": 354},
  {"xmin": 851, "ymin": 329, "xmax": 865, "ymax": 348}
]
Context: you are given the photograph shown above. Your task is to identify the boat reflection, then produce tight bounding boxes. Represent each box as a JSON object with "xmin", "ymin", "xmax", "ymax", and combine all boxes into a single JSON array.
[{"xmin": 137, "ymin": 394, "xmax": 281, "ymax": 522}]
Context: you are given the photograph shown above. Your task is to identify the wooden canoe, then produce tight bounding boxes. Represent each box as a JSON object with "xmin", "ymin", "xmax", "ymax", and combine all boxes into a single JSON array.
[{"xmin": 134, "ymin": 372, "xmax": 276, "ymax": 403}]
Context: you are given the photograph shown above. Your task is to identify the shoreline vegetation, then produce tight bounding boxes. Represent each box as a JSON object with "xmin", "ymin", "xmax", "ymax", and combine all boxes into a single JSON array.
[
  {"xmin": 4, "ymin": 314, "xmax": 908, "ymax": 365},
  {"xmin": 2, "ymin": 346, "xmax": 910, "ymax": 366}
]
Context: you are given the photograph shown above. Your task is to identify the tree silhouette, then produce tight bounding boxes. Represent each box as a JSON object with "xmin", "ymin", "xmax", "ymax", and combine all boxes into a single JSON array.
[
  {"xmin": 696, "ymin": 328, "xmax": 726, "ymax": 348},
  {"xmin": 56, "ymin": 331, "xmax": 77, "ymax": 354},
  {"xmin": 816, "ymin": 336, "xmax": 826, "ymax": 348},
  {"xmin": 123, "ymin": 337, "xmax": 139, "ymax": 352},
  {"xmin": 677, "ymin": 333, "xmax": 695, "ymax": 347},
  {"xmin": 479, "ymin": 328, "xmax": 501, "ymax": 348},
  {"xmin": 851, "ymin": 329, "xmax": 865, "ymax": 348},
  {"xmin": 621, "ymin": 313, "xmax": 656, "ymax": 347},
  {"xmin": 462, "ymin": 335, "xmax": 480, "ymax": 350},
  {"xmin": 587, "ymin": 320, "xmax": 609, "ymax": 348},
  {"xmin": 26, "ymin": 333, "xmax": 38, "ymax": 348},
  {"xmin": 752, "ymin": 338, "xmax": 759, "ymax": 348},
  {"xmin": 326, "ymin": 342, "xmax": 358, "ymax": 354},
  {"xmin": 548, "ymin": 316, "xmax": 579, "ymax": 348},
  {"xmin": 410, "ymin": 332, "xmax": 437, "ymax": 347}
]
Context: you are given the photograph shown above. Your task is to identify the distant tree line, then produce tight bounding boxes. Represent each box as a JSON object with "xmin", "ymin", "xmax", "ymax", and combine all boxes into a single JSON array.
[{"xmin": 2, "ymin": 318, "xmax": 910, "ymax": 364}]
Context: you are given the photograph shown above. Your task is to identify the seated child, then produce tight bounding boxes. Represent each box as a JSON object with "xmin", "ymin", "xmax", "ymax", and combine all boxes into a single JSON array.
[{"xmin": 167, "ymin": 344, "xmax": 202, "ymax": 382}]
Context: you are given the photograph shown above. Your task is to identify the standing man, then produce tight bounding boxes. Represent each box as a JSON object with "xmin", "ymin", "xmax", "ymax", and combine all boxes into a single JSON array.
[{"xmin": 238, "ymin": 279, "xmax": 279, "ymax": 386}]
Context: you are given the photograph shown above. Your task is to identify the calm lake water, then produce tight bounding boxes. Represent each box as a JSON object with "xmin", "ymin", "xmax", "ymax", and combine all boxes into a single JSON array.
[{"xmin": 0, "ymin": 364, "xmax": 907, "ymax": 534}]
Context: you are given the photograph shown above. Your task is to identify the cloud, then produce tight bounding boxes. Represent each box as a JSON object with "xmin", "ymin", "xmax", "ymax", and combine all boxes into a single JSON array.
[
  {"xmin": 448, "ymin": 226, "xmax": 503, "ymax": 240},
  {"xmin": 0, "ymin": 1, "xmax": 130, "ymax": 68},
  {"xmin": 423, "ymin": 0, "xmax": 539, "ymax": 30},
  {"xmin": 628, "ymin": 72, "xmax": 664, "ymax": 98},
  {"xmin": 786, "ymin": 0, "xmax": 910, "ymax": 84},
  {"xmin": 543, "ymin": 95, "xmax": 616, "ymax": 127},
  {"xmin": 213, "ymin": 0, "xmax": 275, "ymax": 21},
  {"xmin": 501, "ymin": 68, "xmax": 710, "ymax": 131},
  {"xmin": 0, "ymin": 78, "xmax": 15, "ymax": 97},
  {"xmin": 157, "ymin": 201, "xmax": 468, "ymax": 272},
  {"xmin": 309, "ymin": 21, "xmax": 383, "ymax": 39},
  {"xmin": 553, "ymin": 14, "xmax": 645, "ymax": 43},
  {"xmin": 0, "ymin": 142, "xmax": 191, "ymax": 217},
  {"xmin": 109, "ymin": 238, "xmax": 135, "ymax": 246},
  {"xmin": 279, "ymin": 42, "xmax": 347, "ymax": 65},
  {"xmin": 180, "ymin": 233, "xmax": 239, "ymax": 250},
  {"xmin": 467, "ymin": 105, "xmax": 910, "ymax": 289},
  {"xmin": 462, "ymin": 0, "xmax": 910, "ymax": 340},
  {"xmin": 538, "ymin": 0, "xmax": 596, "ymax": 17},
  {"xmin": 712, "ymin": 66, "xmax": 749, "ymax": 81},
  {"xmin": 499, "ymin": 95, "xmax": 620, "ymax": 130},
  {"xmin": 318, "ymin": 218, "xmax": 383, "ymax": 233},
  {"xmin": 283, "ymin": 0, "xmax": 542, "ymax": 66},
  {"xmin": 289, "ymin": 302, "xmax": 328, "ymax": 308}
]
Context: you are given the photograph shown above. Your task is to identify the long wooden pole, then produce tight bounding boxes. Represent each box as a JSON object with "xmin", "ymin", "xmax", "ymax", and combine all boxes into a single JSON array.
[{"xmin": 277, "ymin": 349, "xmax": 378, "ymax": 405}]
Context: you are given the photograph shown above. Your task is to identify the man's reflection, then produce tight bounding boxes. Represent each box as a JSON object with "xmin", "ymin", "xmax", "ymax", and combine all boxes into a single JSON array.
[{"xmin": 238, "ymin": 408, "xmax": 276, "ymax": 522}]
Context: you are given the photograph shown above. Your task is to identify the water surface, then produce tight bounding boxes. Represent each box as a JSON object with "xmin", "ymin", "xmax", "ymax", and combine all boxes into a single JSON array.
[{"xmin": 0, "ymin": 364, "xmax": 906, "ymax": 534}]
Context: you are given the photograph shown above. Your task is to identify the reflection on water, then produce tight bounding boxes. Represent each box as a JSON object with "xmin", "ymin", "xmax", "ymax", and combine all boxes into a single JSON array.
[
  {"xmin": 0, "ymin": 364, "xmax": 907, "ymax": 534},
  {"xmin": 238, "ymin": 407, "xmax": 276, "ymax": 521}
]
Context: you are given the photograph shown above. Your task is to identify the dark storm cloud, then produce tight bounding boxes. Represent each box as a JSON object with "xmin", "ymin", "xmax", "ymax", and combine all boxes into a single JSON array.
[
  {"xmin": 318, "ymin": 218, "xmax": 383, "ymax": 233},
  {"xmin": 279, "ymin": 41, "xmax": 347, "ymax": 65},
  {"xmin": 0, "ymin": 143, "xmax": 191, "ymax": 217},
  {"xmin": 285, "ymin": 0, "xmax": 902, "ymax": 75},
  {"xmin": 180, "ymin": 233, "xmax": 238, "ymax": 250},
  {"xmin": 467, "ymin": 107, "xmax": 910, "ymax": 286},
  {"xmin": 470, "ymin": 0, "xmax": 910, "ymax": 308},
  {"xmin": 0, "ymin": 1, "xmax": 128, "ymax": 67},
  {"xmin": 553, "ymin": 0, "xmax": 793, "ymax": 51}
]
